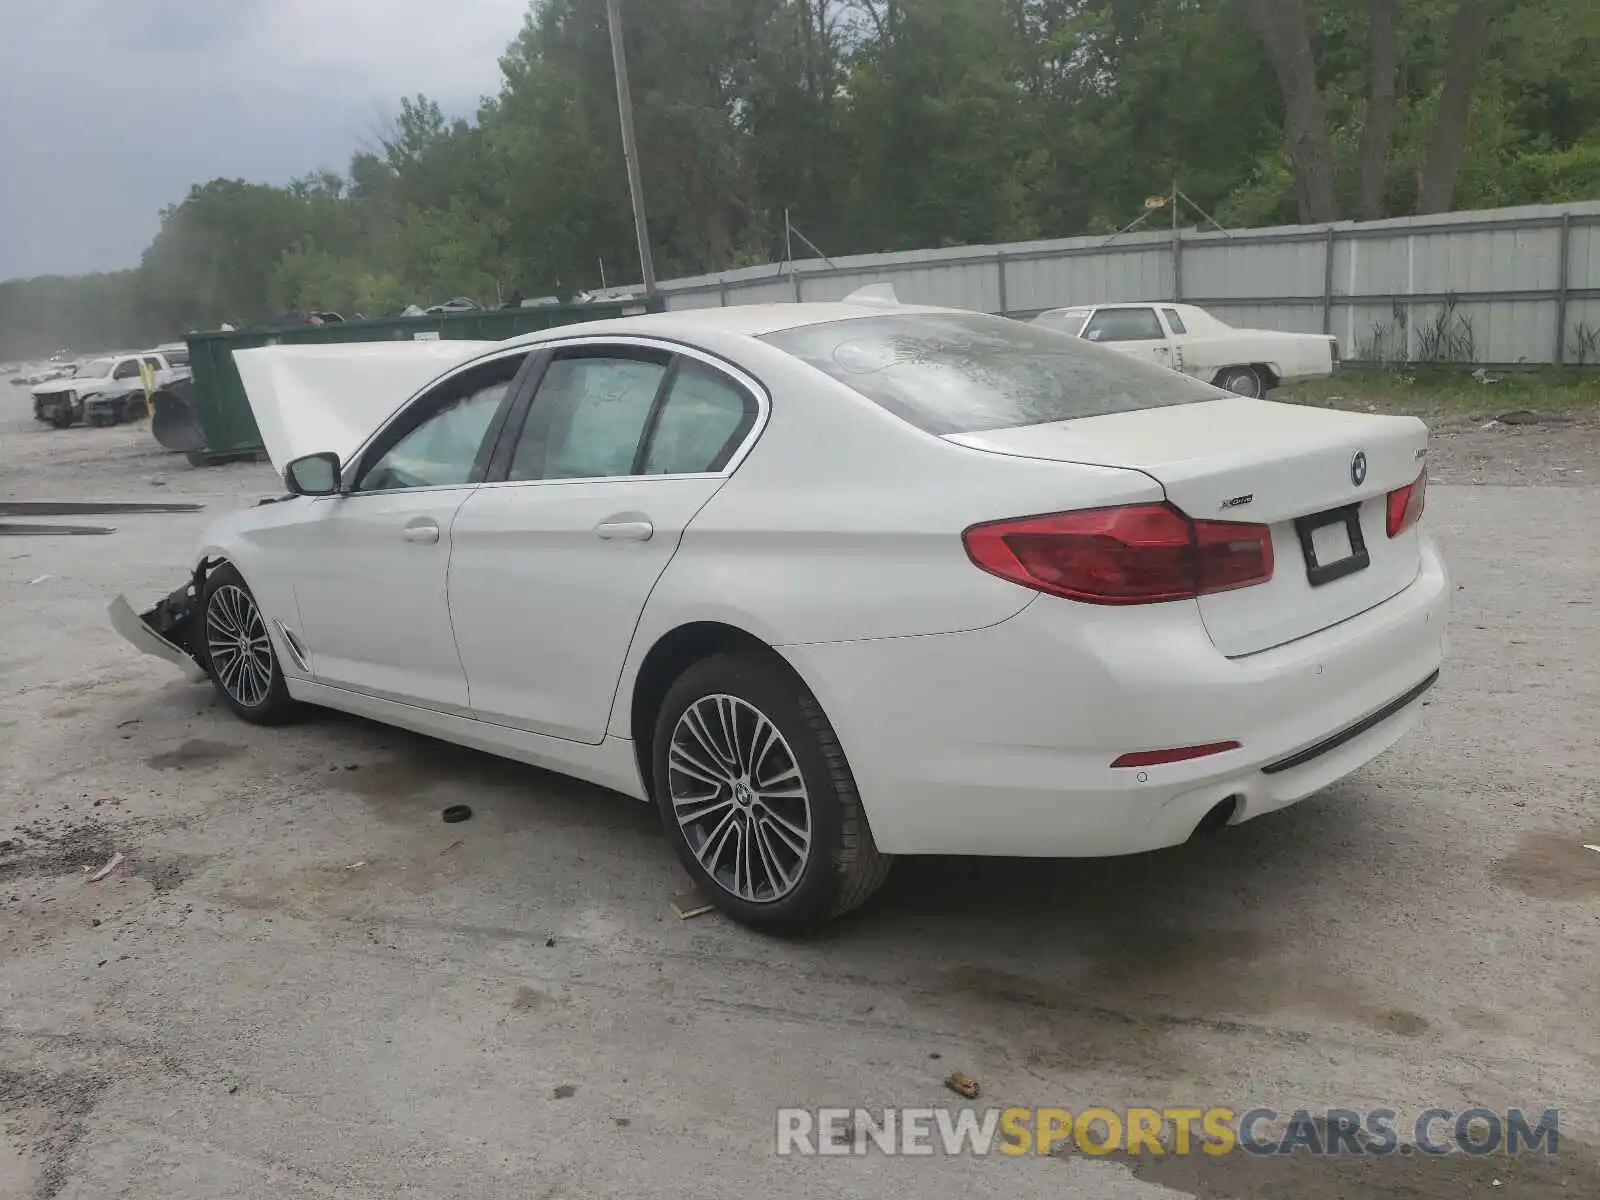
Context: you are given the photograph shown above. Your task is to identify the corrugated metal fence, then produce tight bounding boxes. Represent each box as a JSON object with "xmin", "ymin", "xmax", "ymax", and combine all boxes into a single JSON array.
[{"xmin": 656, "ymin": 201, "xmax": 1600, "ymax": 366}]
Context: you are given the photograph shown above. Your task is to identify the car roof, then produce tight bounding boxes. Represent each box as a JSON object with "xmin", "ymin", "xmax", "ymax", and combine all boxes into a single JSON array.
[
  {"xmin": 1085, "ymin": 301, "xmax": 1192, "ymax": 310},
  {"xmin": 499, "ymin": 300, "xmax": 959, "ymax": 350}
]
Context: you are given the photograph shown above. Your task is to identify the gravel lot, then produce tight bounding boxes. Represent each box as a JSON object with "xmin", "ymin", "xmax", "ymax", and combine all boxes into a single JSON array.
[{"xmin": 2, "ymin": 381, "xmax": 1598, "ymax": 1199}]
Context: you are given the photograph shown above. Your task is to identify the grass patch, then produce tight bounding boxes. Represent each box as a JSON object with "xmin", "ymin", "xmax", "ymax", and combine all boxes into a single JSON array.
[{"xmin": 1278, "ymin": 367, "xmax": 1600, "ymax": 420}]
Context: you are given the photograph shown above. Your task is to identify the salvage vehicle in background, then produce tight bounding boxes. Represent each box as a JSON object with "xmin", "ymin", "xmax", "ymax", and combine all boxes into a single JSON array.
[
  {"xmin": 31, "ymin": 350, "xmax": 181, "ymax": 428},
  {"xmin": 1031, "ymin": 302, "xmax": 1339, "ymax": 397},
  {"xmin": 110, "ymin": 298, "xmax": 1445, "ymax": 933},
  {"xmin": 19, "ymin": 362, "xmax": 75, "ymax": 386}
]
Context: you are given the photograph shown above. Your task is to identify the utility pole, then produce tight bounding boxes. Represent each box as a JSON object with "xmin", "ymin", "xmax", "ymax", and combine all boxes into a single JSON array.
[{"xmin": 605, "ymin": 0, "xmax": 656, "ymax": 296}]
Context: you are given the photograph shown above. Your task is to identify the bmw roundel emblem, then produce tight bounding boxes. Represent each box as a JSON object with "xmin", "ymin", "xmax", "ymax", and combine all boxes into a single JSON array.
[{"xmin": 1351, "ymin": 450, "xmax": 1368, "ymax": 487}]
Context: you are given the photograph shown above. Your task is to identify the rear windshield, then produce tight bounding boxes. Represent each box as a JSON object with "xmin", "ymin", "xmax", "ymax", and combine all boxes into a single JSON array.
[{"xmin": 761, "ymin": 311, "xmax": 1216, "ymax": 435}]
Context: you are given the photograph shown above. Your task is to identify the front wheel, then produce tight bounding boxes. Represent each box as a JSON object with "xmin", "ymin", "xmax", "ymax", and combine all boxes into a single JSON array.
[
  {"xmin": 199, "ymin": 564, "xmax": 299, "ymax": 725},
  {"xmin": 652, "ymin": 654, "xmax": 892, "ymax": 934}
]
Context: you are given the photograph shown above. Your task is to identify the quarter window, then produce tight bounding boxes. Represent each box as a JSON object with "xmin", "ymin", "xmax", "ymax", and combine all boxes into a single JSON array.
[
  {"xmin": 643, "ymin": 359, "xmax": 755, "ymax": 475},
  {"xmin": 1083, "ymin": 308, "xmax": 1165, "ymax": 342},
  {"xmin": 1162, "ymin": 308, "xmax": 1189, "ymax": 335}
]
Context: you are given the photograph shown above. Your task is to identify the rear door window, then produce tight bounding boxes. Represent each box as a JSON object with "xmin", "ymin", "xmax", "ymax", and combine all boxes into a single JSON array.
[
  {"xmin": 1083, "ymin": 307, "xmax": 1165, "ymax": 342},
  {"xmin": 508, "ymin": 352, "xmax": 669, "ymax": 481},
  {"xmin": 762, "ymin": 311, "xmax": 1215, "ymax": 435},
  {"xmin": 1162, "ymin": 308, "xmax": 1189, "ymax": 335}
]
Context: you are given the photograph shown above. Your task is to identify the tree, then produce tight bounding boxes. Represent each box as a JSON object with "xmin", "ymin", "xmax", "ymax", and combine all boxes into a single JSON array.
[
  {"xmin": 3, "ymin": 0, "xmax": 1596, "ymax": 354},
  {"xmin": 1358, "ymin": 0, "xmax": 1400, "ymax": 218},
  {"xmin": 1416, "ymin": 0, "xmax": 1495, "ymax": 213},
  {"xmin": 1240, "ymin": 0, "xmax": 1341, "ymax": 222}
]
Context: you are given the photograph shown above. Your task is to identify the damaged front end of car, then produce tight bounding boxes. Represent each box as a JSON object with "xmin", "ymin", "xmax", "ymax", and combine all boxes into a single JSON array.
[{"xmin": 107, "ymin": 560, "xmax": 215, "ymax": 682}]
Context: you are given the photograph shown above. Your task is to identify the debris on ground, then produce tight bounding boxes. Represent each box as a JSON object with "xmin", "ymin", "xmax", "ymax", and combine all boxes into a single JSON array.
[
  {"xmin": 669, "ymin": 889, "xmax": 716, "ymax": 920},
  {"xmin": 439, "ymin": 839, "xmax": 465, "ymax": 856},
  {"xmin": 944, "ymin": 1072, "xmax": 981, "ymax": 1100},
  {"xmin": 86, "ymin": 852, "xmax": 124, "ymax": 883},
  {"xmin": 553, "ymin": 1084, "xmax": 577, "ymax": 1099},
  {"xmin": 28, "ymin": 574, "xmax": 54, "ymax": 585},
  {"xmin": 1497, "ymin": 409, "xmax": 1570, "ymax": 426},
  {"xmin": 345, "ymin": 861, "xmax": 366, "ymax": 870},
  {"xmin": 442, "ymin": 805, "xmax": 473, "ymax": 824}
]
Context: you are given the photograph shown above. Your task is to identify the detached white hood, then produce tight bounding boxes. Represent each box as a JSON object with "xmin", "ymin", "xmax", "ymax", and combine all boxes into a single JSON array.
[{"xmin": 234, "ymin": 341, "xmax": 495, "ymax": 472}]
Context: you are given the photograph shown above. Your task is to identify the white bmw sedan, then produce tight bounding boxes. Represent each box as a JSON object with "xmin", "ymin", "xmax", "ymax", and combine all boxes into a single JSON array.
[{"xmin": 112, "ymin": 300, "xmax": 1448, "ymax": 933}]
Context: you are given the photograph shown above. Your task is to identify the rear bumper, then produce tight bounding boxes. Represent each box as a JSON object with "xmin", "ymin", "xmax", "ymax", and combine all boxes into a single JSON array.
[{"xmin": 784, "ymin": 537, "xmax": 1449, "ymax": 857}]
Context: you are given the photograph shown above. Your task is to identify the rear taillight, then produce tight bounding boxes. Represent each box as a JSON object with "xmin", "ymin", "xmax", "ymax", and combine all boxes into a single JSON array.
[
  {"xmin": 962, "ymin": 502, "xmax": 1274, "ymax": 605},
  {"xmin": 1111, "ymin": 741, "xmax": 1242, "ymax": 768},
  {"xmin": 1386, "ymin": 468, "xmax": 1427, "ymax": 537}
]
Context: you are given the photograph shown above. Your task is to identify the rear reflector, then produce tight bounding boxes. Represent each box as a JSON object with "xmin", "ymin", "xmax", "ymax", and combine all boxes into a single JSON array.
[
  {"xmin": 962, "ymin": 502, "xmax": 1273, "ymax": 605},
  {"xmin": 1386, "ymin": 468, "xmax": 1427, "ymax": 537},
  {"xmin": 1111, "ymin": 741, "xmax": 1242, "ymax": 769}
]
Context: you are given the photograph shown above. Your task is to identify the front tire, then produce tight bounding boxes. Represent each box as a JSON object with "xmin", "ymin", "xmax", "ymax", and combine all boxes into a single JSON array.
[
  {"xmin": 652, "ymin": 653, "xmax": 891, "ymax": 934},
  {"xmin": 199, "ymin": 564, "xmax": 298, "ymax": 725}
]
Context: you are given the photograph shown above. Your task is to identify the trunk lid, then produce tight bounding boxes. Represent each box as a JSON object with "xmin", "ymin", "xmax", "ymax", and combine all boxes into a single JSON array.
[{"xmin": 947, "ymin": 396, "xmax": 1428, "ymax": 656}]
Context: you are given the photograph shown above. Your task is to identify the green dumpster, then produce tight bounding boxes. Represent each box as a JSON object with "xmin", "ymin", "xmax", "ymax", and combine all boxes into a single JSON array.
[{"xmin": 154, "ymin": 299, "xmax": 660, "ymax": 465}]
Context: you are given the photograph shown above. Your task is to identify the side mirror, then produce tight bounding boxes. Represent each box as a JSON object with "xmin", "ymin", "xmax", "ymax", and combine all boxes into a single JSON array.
[{"xmin": 285, "ymin": 451, "xmax": 342, "ymax": 496}]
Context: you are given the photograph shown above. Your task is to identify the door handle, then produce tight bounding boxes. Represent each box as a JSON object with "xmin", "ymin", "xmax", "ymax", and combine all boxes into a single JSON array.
[
  {"xmin": 403, "ymin": 519, "xmax": 441, "ymax": 544},
  {"xmin": 596, "ymin": 519, "xmax": 654, "ymax": 542}
]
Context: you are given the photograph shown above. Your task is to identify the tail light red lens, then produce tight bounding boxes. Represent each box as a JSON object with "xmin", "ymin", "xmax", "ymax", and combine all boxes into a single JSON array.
[
  {"xmin": 1386, "ymin": 468, "xmax": 1427, "ymax": 537},
  {"xmin": 1111, "ymin": 741, "xmax": 1242, "ymax": 769},
  {"xmin": 962, "ymin": 502, "xmax": 1274, "ymax": 605}
]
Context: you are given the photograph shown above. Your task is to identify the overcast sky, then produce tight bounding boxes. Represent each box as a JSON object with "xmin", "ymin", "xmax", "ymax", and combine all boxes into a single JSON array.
[{"xmin": 0, "ymin": 0, "xmax": 532, "ymax": 281}]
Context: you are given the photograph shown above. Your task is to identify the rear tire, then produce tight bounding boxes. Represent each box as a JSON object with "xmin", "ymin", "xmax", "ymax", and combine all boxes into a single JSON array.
[
  {"xmin": 1215, "ymin": 365, "xmax": 1266, "ymax": 397},
  {"xmin": 48, "ymin": 413, "xmax": 73, "ymax": 429},
  {"xmin": 652, "ymin": 653, "xmax": 892, "ymax": 934},
  {"xmin": 199, "ymin": 563, "xmax": 299, "ymax": 726}
]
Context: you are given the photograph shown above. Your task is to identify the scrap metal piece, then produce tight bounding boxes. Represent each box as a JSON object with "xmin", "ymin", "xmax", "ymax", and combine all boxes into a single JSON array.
[
  {"xmin": 149, "ymin": 377, "xmax": 207, "ymax": 453},
  {"xmin": 669, "ymin": 890, "xmax": 716, "ymax": 920},
  {"xmin": 0, "ymin": 523, "xmax": 115, "ymax": 536},
  {"xmin": 0, "ymin": 501, "xmax": 204, "ymax": 516}
]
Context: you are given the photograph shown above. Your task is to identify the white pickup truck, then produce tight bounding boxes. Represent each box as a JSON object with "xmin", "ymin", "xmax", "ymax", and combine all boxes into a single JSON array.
[
  {"xmin": 1031, "ymin": 302, "xmax": 1339, "ymax": 397},
  {"xmin": 30, "ymin": 350, "xmax": 185, "ymax": 428}
]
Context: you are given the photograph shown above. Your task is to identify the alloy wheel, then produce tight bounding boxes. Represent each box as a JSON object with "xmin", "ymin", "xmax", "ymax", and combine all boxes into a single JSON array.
[
  {"xmin": 667, "ymin": 693, "xmax": 813, "ymax": 903},
  {"xmin": 205, "ymin": 584, "xmax": 275, "ymax": 709}
]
